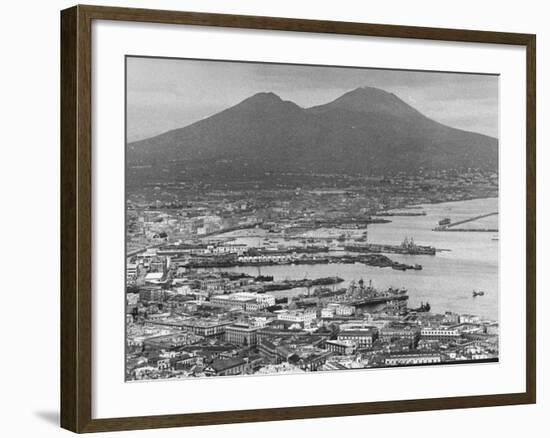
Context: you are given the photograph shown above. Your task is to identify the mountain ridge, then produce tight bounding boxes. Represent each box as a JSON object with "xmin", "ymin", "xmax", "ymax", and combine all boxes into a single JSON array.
[{"xmin": 127, "ymin": 86, "xmax": 498, "ymax": 178}]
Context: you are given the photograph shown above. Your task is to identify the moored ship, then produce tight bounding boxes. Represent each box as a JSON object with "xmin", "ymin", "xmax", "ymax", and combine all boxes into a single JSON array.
[
  {"xmin": 344, "ymin": 279, "xmax": 409, "ymax": 307},
  {"xmin": 345, "ymin": 236, "xmax": 436, "ymax": 256}
]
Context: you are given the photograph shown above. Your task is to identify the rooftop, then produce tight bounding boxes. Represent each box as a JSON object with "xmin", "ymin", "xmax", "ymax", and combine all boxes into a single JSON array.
[
  {"xmin": 339, "ymin": 329, "xmax": 377, "ymax": 336},
  {"xmin": 209, "ymin": 357, "xmax": 247, "ymax": 373}
]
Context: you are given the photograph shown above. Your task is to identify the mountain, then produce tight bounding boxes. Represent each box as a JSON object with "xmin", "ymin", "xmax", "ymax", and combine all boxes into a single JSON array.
[{"xmin": 127, "ymin": 86, "xmax": 498, "ymax": 180}]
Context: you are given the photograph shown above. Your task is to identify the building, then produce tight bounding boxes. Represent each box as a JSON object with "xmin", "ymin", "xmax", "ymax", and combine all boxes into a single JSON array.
[
  {"xmin": 460, "ymin": 314, "xmax": 482, "ymax": 324},
  {"xmin": 149, "ymin": 257, "xmax": 167, "ymax": 273},
  {"xmin": 147, "ymin": 356, "xmax": 171, "ymax": 371},
  {"xmin": 181, "ymin": 343, "xmax": 241, "ymax": 364},
  {"xmin": 144, "ymin": 272, "xmax": 165, "ymax": 284},
  {"xmin": 337, "ymin": 328, "xmax": 378, "ymax": 348},
  {"xmin": 485, "ymin": 322, "xmax": 499, "ymax": 335},
  {"xmin": 157, "ymin": 243, "xmax": 208, "ymax": 256},
  {"xmin": 211, "ymin": 243, "xmax": 248, "ymax": 256},
  {"xmin": 126, "ymin": 262, "xmax": 139, "ymax": 283},
  {"xmin": 210, "ymin": 292, "xmax": 275, "ymax": 310},
  {"xmin": 277, "ymin": 309, "xmax": 317, "ymax": 327},
  {"xmin": 126, "ymin": 292, "xmax": 139, "ymax": 306},
  {"xmin": 385, "ymin": 351, "xmax": 442, "ymax": 366},
  {"xmin": 287, "ymin": 347, "xmax": 333, "ymax": 371},
  {"xmin": 258, "ymin": 338, "xmax": 283, "ymax": 363},
  {"xmin": 380, "ymin": 326, "xmax": 421, "ymax": 347},
  {"xmin": 175, "ymin": 284, "xmax": 193, "ymax": 295},
  {"xmin": 197, "ymin": 276, "xmax": 226, "ymax": 292},
  {"xmin": 237, "ymin": 254, "xmax": 291, "ymax": 264},
  {"xmin": 205, "ymin": 357, "xmax": 247, "ymax": 376},
  {"xmin": 139, "ymin": 287, "xmax": 164, "ymax": 302},
  {"xmin": 324, "ymin": 339, "xmax": 357, "ymax": 355},
  {"xmin": 443, "ymin": 311, "xmax": 460, "ymax": 324},
  {"xmin": 335, "ymin": 304, "xmax": 355, "ymax": 317},
  {"xmin": 257, "ymin": 325, "xmax": 307, "ymax": 343},
  {"xmin": 322, "ymin": 303, "xmax": 355, "ymax": 318},
  {"xmin": 321, "ymin": 308, "xmax": 336, "ymax": 319},
  {"xmin": 181, "ymin": 319, "xmax": 233, "ymax": 338},
  {"xmin": 450, "ymin": 323, "xmax": 484, "ymax": 335},
  {"xmin": 257, "ymin": 333, "xmax": 326, "ymax": 364},
  {"xmin": 224, "ymin": 323, "xmax": 259, "ymax": 348},
  {"xmin": 143, "ymin": 332, "xmax": 202, "ymax": 351},
  {"xmin": 173, "ymin": 353, "xmax": 197, "ymax": 370},
  {"xmin": 339, "ymin": 317, "xmax": 373, "ymax": 330},
  {"xmin": 256, "ymin": 363, "xmax": 305, "ymax": 375},
  {"xmin": 420, "ymin": 327, "xmax": 461, "ymax": 341},
  {"xmin": 253, "ymin": 293, "xmax": 276, "ymax": 308}
]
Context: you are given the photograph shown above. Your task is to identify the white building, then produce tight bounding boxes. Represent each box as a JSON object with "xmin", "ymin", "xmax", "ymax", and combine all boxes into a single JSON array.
[
  {"xmin": 460, "ymin": 314, "xmax": 482, "ymax": 324},
  {"xmin": 212, "ymin": 243, "xmax": 248, "ymax": 256},
  {"xmin": 126, "ymin": 262, "xmax": 138, "ymax": 283},
  {"xmin": 237, "ymin": 254, "xmax": 291, "ymax": 264},
  {"xmin": 420, "ymin": 327, "xmax": 460, "ymax": 340},
  {"xmin": 277, "ymin": 309, "xmax": 317, "ymax": 327},
  {"xmin": 210, "ymin": 292, "xmax": 275, "ymax": 310},
  {"xmin": 335, "ymin": 304, "xmax": 355, "ymax": 316},
  {"xmin": 337, "ymin": 329, "xmax": 376, "ymax": 347},
  {"xmin": 321, "ymin": 303, "xmax": 355, "ymax": 318},
  {"xmin": 144, "ymin": 272, "xmax": 164, "ymax": 284},
  {"xmin": 385, "ymin": 352, "xmax": 442, "ymax": 366}
]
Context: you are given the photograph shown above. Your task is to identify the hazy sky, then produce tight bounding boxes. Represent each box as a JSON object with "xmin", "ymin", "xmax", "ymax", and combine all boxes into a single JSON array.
[{"xmin": 126, "ymin": 56, "xmax": 498, "ymax": 142}]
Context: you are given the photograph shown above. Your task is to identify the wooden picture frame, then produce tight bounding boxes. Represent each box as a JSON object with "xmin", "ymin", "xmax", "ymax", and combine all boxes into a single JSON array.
[{"xmin": 61, "ymin": 4, "xmax": 536, "ymax": 433}]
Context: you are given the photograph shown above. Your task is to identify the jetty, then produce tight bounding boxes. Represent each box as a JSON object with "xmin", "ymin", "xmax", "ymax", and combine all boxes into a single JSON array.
[{"xmin": 433, "ymin": 212, "xmax": 498, "ymax": 232}]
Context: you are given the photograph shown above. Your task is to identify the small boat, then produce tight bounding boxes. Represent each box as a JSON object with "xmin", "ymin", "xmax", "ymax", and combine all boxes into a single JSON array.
[{"xmin": 472, "ymin": 290, "xmax": 485, "ymax": 297}]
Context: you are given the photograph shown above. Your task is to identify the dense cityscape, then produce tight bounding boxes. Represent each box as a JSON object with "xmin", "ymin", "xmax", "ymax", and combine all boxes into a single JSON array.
[{"xmin": 125, "ymin": 169, "xmax": 499, "ymax": 380}]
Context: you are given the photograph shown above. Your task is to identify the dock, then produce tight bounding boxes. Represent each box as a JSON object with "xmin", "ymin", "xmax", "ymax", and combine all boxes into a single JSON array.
[{"xmin": 433, "ymin": 212, "xmax": 498, "ymax": 232}]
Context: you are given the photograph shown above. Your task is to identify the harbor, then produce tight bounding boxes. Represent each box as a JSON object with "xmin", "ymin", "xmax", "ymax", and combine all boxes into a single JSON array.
[
  {"xmin": 215, "ymin": 197, "xmax": 499, "ymax": 320},
  {"xmin": 125, "ymin": 191, "xmax": 500, "ymax": 382}
]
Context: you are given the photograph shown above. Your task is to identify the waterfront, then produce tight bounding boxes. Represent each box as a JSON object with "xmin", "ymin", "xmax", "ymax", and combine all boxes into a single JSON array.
[{"xmin": 215, "ymin": 197, "xmax": 499, "ymax": 320}]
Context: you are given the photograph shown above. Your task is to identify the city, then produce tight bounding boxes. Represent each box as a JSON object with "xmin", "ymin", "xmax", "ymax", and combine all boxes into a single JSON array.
[{"xmin": 125, "ymin": 170, "xmax": 499, "ymax": 380}]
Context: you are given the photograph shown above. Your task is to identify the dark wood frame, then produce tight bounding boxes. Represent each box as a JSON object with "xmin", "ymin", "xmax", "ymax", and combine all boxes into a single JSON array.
[{"xmin": 61, "ymin": 4, "xmax": 536, "ymax": 433}]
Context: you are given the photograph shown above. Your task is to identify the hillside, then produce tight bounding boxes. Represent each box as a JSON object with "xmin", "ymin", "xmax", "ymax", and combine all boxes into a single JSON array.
[{"xmin": 127, "ymin": 86, "xmax": 498, "ymax": 181}]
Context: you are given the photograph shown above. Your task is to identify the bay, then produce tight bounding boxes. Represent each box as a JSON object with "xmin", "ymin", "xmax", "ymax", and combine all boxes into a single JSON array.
[{"xmin": 210, "ymin": 197, "xmax": 499, "ymax": 321}]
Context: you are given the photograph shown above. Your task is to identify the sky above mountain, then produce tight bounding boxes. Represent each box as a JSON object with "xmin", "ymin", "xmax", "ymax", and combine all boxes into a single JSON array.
[{"xmin": 126, "ymin": 56, "xmax": 498, "ymax": 142}]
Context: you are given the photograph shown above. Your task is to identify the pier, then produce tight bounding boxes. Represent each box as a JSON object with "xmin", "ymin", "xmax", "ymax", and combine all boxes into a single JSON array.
[{"xmin": 433, "ymin": 212, "xmax": 498, "ymax": 232}]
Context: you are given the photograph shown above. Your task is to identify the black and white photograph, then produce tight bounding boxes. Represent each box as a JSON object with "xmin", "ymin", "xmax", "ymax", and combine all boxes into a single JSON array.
[{"xmin": 124, "ymin": 56, "xmax": 500, "ymax": 381}]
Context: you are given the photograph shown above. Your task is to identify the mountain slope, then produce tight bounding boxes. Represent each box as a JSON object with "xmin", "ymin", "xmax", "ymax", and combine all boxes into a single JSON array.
[{"xmin": 127, "ymin": 86, "xmax": 498, "ymax": 178}]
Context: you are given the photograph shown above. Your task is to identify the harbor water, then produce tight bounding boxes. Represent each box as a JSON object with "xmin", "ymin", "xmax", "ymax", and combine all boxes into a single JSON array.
[{"xmin": 213, "ymin": 197, "xmax": 499, "ymax": 320}]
